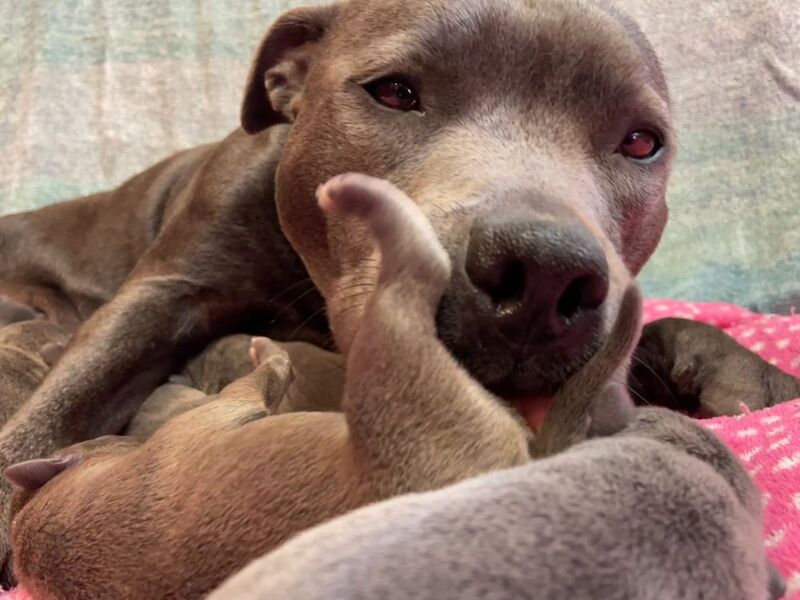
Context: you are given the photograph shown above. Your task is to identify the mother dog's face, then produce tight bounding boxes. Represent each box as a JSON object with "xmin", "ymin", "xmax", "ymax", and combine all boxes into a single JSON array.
[{"xmin": 241, "ymin": 0, "xmax": 674, "ymax": 398}]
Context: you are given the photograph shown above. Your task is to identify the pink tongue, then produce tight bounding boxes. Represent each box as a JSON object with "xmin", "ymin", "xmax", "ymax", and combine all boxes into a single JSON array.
[{"xmin": 514, "ymin": 397, "xmax": 553, "ymax": 432}]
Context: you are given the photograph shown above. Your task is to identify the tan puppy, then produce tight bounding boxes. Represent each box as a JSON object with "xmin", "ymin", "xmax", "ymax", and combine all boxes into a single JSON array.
[
  {"xmin": 247, "ymin": 336, "xmax": 346, "ymax": 415},
  {"xmin": 127, "ymin": 335, "xmax": 344, "ymax": 438},
  {"xmin": 0, "ymin": 321, "xmax": 70, "ymax": 428},
  {"xmin": 7, "ymin": 174, "xmax": 640, "ymax": 600},
  {"xmin": 127, "ymin": 336, "xmax": 344, "ymax": 438}
]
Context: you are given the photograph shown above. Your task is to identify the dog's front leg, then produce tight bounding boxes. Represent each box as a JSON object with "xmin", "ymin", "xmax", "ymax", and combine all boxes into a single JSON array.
[{"xmin": 318, "ymin": 175, "xmax": 529, "ymax": 498}]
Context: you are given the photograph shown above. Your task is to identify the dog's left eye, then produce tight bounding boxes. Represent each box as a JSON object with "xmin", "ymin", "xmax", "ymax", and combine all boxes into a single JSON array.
[
  {"xmin": 618, "ymin": 129, "xmax": 662, "ymax": 160},
  {"xmin": 364, "ymin": 77, "xmax": 421, "ymax": 112}
]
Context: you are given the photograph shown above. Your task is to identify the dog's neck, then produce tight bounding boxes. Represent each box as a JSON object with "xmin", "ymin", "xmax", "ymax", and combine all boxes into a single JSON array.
[{"xmin": 246, "ymin": 126, "xmax": 330, "ymax": 348}]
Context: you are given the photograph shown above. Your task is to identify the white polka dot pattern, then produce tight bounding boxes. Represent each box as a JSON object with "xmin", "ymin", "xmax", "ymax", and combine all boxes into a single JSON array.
[{"xmin": 644, "ymin": 298, "xmax": 800, "ymax": 596}]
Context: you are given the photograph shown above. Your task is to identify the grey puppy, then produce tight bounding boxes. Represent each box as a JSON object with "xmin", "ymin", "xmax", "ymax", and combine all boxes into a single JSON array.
[
  {"xmin": 210, "ymin": 405, "xmax": 785, "ymax": 600},
  {"xmin": 631, "ymin": 318, "xmax": 800, "ymax": 417}
]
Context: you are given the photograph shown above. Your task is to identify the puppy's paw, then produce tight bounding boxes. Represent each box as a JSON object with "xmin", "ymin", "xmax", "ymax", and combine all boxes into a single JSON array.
[
  {"xmin": 317, "ymin": 173, "xmax": 451, "ymax": 290},
  {"xmin": 768, "ymin": 561, "xmax": 786, "ymax": 600}
]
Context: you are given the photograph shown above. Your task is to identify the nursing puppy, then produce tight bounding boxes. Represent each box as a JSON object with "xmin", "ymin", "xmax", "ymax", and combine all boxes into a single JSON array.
[
  {"xmin": 0, "ymin": 321, "xmax": 70, "ymax": 428},
  {"xmin": 210, "ymin": 407, "xmax": 784, "ymax": 600},
  {"xmin": 7, "ymin": 174, "xmax": 639, "ymax": 600},
  {"xmin": 127, "ymin": 336, "xmax": 344, "ymax": 438},
  {"xmin": 178, "ymin": 333, "xmax": 344, "ymax": 403},
  {"xmin": 631, "ymin": 318, "xmax": 800, "ymax": 417}
]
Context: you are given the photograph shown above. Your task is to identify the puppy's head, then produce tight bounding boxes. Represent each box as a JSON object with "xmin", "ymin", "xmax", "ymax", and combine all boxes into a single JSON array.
[
  {"xmin": 242, "ymin": 0, "xmax": 673, "ymax": 407},
  {"xmin": 6, "ymin": 436, "xmax": 137, "ymax": 525},
  {"xmin": 0, "ymin": 320, "xmax": 70, "ymax": 367}
]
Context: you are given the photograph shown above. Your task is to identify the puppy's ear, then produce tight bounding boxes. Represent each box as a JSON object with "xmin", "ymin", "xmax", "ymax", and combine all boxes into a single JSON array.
[
  {"xmin": 241, "ymin": 4, "xmax": 340, "ymax": 134},
  {"xmin": 5, "ymin": 454, "xmax": 80, "ymax": 492}
]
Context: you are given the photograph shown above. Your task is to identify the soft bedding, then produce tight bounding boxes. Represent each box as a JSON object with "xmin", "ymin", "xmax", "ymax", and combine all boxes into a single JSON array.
[
  {"xmin": 1, "ymin": 297, "xmax": 798, "ymax": 598},
  {"xmin": 1, "ymin": 0, "xmax": 799, "ymax": 310}
]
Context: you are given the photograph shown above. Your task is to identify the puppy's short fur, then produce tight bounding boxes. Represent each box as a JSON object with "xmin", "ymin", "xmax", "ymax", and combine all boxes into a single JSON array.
[
  {"xmin": 127, "ymin": 336, "xmax": 344, "ymax": 438},
  {"xmin": 252, "ymin": 337, "xmax": 346, "ymax": 415},
  {"xmin": 7, "ymin": 174, "xmax": 639, "ymax": 599},
  {"xmin": 0, "ymin": 321, "xmax": 70, "ymax": 428},
  {"xmin": 180, "ymin": 334, "xmax": 256, "ymax": 395},
  {"xmin": 631, "ymin": 318, "xmax": 800, "ymax": 417},
  {"xmin": 210, "ymin": 406, "xmax": 784, "ymax": 600}
]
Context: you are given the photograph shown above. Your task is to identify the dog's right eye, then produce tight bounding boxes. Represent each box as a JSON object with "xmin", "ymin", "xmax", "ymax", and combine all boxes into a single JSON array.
[
  {"xmin": 618, "ymin": 129, "xmax": 663, "ymax": 160},
  {"xmin": 364, "ymin": 77, "xmax": 421, "ymax": 112}
]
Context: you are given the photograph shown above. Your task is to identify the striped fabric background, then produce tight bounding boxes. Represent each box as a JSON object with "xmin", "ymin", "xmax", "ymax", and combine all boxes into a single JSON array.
[{"xmin": 0, "ymin": 0, "xmax": 798, "ymax": 312}]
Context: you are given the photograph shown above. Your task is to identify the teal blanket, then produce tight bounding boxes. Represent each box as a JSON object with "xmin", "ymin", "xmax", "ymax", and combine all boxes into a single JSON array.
[{"xmin": 1, "ymin": 0, "xmax": 798, "ymax": 312}]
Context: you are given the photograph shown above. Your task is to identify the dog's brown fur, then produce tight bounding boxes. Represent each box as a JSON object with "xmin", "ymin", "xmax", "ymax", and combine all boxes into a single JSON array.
[{"xmin": 8, "ymin": 175, "xmax": 641, "ymax": 599}]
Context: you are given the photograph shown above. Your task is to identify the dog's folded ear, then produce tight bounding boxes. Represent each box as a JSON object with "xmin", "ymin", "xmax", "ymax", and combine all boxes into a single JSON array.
[{"xmin": 241, "ymin": 4, "xmax": 341, "ymax": 134}]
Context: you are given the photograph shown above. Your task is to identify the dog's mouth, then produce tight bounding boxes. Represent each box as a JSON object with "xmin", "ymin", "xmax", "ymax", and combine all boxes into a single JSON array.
[{"xmin": 510, "ymin": 395, "xmax": 554, "ymax": 432}]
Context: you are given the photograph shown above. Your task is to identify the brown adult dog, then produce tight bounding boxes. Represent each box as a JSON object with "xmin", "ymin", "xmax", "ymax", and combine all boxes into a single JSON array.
[
  {"xmin": 7, "ymin": 174, "xmax": 642, "ymax": 599},
  {"xmin": 0, "ymin": 3, "xmax": 677, "ymax": 566}
]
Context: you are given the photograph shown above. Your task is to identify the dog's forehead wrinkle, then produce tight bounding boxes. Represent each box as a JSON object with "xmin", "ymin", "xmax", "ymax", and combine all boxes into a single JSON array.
[{"xmin": 338, "ymin": 0, "xmax": 661, "ymax": 112}]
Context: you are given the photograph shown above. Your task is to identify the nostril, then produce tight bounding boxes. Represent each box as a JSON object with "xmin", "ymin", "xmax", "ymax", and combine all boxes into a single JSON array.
[
  {"xmin": 489, "ymin": 260, "xmax": 526, "ymax": 305},
  {"xmin": 557, "ymin": 275, "xmax": 607, "ymax": 320}
]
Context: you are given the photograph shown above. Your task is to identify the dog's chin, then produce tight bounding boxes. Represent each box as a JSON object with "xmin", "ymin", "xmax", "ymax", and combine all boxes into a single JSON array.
[{"xmin": 444, "ymin": 331, "xmax": 606, "ymax": 432}]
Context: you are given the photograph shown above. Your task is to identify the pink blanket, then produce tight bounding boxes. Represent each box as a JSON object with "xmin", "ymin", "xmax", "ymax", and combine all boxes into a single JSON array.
[
  {"xmin": 2, "ymin": 298, "xmax": 799, "ymax": 599},
  {"xmin": 643, "ymin": 299, "xmax": 800, "ymax": 598}
]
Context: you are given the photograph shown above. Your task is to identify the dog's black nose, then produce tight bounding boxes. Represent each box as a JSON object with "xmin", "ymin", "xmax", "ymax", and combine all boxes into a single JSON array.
[{"xmin": 465, "ymin": 213, "xmax": 609, "ymax": 349}]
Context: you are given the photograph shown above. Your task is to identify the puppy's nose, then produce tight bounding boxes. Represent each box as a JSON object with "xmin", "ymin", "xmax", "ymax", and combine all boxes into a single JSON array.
[{"xmin": 466, "ymin": 214, "xmax": 609, "ymax": 348}]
